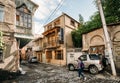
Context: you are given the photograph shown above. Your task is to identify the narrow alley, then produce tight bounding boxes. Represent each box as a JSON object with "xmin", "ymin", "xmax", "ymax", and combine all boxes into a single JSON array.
[{"xmin": 2, "ymin": 61, "xmax": 120, "ymax": 83}]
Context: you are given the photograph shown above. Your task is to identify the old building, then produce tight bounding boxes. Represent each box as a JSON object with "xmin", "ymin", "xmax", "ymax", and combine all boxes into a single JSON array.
[
  {"xmin": 15, "ymin": 0, "xmax": 38, "ymax": 49},
  {"xmin": 33, "ymin": 35, "xmax": 44, "ymax": 62},
  {"xmin": 82, "ymin": 23, "xmax": 120, "ymax": 69},
  {"xmin": 0, "ymin": 0, "xmax": 38, "ymax": 72},
  {"xmin": 0, "ymin": 0, "xmax": 18, "ymax": 71},
  {"xmin": 42, "ymin": 13, "xmax": 79, "ymax": 66}
]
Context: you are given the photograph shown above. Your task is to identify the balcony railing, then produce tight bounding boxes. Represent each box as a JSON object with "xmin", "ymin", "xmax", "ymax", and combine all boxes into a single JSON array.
[
  {"xmin": 45, "ymin": 24, "xmax": 61, "ymax": 32},
  {"xmin": 15, "ymin": 25, "xmax": 32, "ymax": 35},
  {"xmin": 33, "ymin": 46, "xmax": 43, "ymax": 51},
  {"xmin": 43, "ymin": 39, "xmax": 63, "ymax": 48}
]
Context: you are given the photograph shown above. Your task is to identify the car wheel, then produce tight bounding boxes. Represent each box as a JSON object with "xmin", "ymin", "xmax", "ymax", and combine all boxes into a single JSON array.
[
  {"xmin": 89, "ymin": 66, "xmax": 98, "ymax": 74},
  {"xmin": 68, "ymin": 64, "xmax": 75, "ymax": 71}
]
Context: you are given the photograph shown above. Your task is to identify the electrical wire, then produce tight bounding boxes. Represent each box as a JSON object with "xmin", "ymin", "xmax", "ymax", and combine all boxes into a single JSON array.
[
  {"xmin": 36, "ymin": 0, "xmax": 65, "ymax": 33},
  {"xmin": 43, "ymin": 0, "xmax": 65, "ymax": 25}
]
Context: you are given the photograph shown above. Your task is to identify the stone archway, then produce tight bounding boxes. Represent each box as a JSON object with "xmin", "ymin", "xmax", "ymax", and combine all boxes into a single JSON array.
[
  {"xmin": 90, "ymin": 35, "xmax": 104, "ymax": 46},
  {"xmin": 89, "ymin": 35, "xmax": 105, "ymax": 54}
]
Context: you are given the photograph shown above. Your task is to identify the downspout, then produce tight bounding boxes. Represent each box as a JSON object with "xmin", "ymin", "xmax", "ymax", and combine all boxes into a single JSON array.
[{"xmin": 63, "ymin": 14, "xmax": 67, "ymax": 65}]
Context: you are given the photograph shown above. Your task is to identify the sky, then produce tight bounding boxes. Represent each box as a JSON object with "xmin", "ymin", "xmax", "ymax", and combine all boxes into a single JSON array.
[{"xmin": 31, "ymin": 0, "xmax": 98, "ymax": 35}]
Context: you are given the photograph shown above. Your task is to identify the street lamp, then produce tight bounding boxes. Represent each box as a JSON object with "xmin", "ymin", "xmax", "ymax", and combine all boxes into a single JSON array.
[{"xmin": 97, "ymin": 0, "xmax": 116, "ymax": 76}]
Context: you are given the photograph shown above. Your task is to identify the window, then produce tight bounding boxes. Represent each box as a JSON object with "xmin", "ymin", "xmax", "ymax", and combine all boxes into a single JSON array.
[
  {"xmin": 54, "ymin": 19, "xmax": 60, "ymax": 26},
  {"xmin": 16, "ymin": 15, "xmax": 20, "ymax": 25},
  {"xmin": 24, "ymin": 13, "xmax": 28, "ymax": 27},
  {"xmin": 70, "ymin": 20, "xmax": 75, "ymax": 26},
  {"xmin": 55, "ymin": 50, "xmax": 63, "ymax": 60},
  {"xmin": 28, "ymin": 14, "xmax": 32, "ymax": 28},
  {"xmin": 89, "ymin": 54, "xmax": 100, "ymax": 60},
  {"xmin": 80, "ymin": 55, "xmax": 87, "ymax": 61},
  {"xmin": 46, "ymin": 51, "xmax": 52, "ymax": 59},
  {"xmin": 59, "ymin": 28, "xmax": 64, "ymax": 44},
  {"xmin": 16, "ymin": 5, "xmax": 32, "ymax": 28},
  {"xmin": 16, "ymin": 15, "xmax": 20, "ymax": 21},
  {"xmin": 0, "ymin": 5, "xmax": 4, "ymax": 22},
  {"xmin": 47, "ymin": 24, "xmax": 52, "ymax": 30}
]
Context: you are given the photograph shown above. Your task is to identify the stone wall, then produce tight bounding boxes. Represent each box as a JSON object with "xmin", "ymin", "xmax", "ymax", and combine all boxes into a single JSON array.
[
  {"xmin": 0, "ymin": 0, "xmax": 19, "ymax": 71},
  {"xmin": 82, "ymin": 23, "xmax": 120, "ymax": 70}
]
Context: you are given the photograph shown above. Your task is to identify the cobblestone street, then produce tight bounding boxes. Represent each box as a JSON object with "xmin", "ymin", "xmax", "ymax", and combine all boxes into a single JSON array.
[{"xmin": 2, "ymin": 61, "xmax": 120, "ymax": 83}]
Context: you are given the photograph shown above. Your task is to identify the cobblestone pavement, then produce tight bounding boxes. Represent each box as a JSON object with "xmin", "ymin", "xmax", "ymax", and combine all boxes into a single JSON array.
[{"xmin": 2, "ymin": 61, "xmax": 120, "ymax": 83}]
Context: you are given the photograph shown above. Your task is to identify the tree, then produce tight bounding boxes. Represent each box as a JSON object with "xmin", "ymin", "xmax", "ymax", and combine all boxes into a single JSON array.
[
  {"xmin": 72, "ymin": 14, "xmax": 84, "ymax": 47},
  {"xmin": 71, "ymin": 30, "xmax": 82, "ymax": 47},
  {"xmin": 79, "ymin": 14, "xmax": 84, "ymax": 25},
  {"xmin": 72, "ymin": 12, "xmax": 102, "ymax": 47},
  {"xmin": 71, "ymin": 0, "xmax": 120, "ymax": 47},
  {"xmin": 101, "ymin": 0, "xmax": 120, "ymax": 23}
]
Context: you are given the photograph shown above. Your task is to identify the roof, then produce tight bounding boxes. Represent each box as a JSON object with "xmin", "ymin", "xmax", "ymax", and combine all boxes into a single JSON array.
[
  {"xmin": 15, "ymin": 0, "xmax": 38, "ymax": 13},
  {"xmin": 44, "ymin": 12, "xmax": 80, "ymax": 27},
  {"xmin": 107, "ymin": 22, "xmax": 120, "ymax": 26},
  {"xmin": 29, "ymin": 0, "xmax": 39, "ymax": 8},
  {"xmin": 82, "ymin": 22, "xmax": 120, "ymax": 35}
]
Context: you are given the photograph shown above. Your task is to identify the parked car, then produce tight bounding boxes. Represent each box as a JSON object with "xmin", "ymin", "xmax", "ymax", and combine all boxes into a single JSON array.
[
  {"xmin": 28, "ymin": 56, "xmax": 38, "ymax": 63},
  {"xmin": 68, "ymin": 54, "xmax": 103, "ymax": 74}
]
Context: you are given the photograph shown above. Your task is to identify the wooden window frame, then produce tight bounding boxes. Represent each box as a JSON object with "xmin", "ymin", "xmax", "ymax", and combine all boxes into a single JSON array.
[
  {"xmin": 70, "ymin": 20, "xmax": 75, "ymax": 26},
  {"xmin": 16, "ymin": 7, "xmax": 32, "ymax": 28},
  {"xmin": 55, "ymin": 50, "xmax": 63, "ymax": 60}
]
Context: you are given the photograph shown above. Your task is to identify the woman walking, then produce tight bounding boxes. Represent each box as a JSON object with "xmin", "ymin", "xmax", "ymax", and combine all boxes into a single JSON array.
[{"xmin": 78, "ymin": 57, "xmax": 86, "ymax": 81}]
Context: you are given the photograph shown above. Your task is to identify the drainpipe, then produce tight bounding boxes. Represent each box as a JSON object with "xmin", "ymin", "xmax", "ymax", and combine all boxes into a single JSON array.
[{"xmin": 63, "ymin": 13, "xmax": 67, "ymax": 66}]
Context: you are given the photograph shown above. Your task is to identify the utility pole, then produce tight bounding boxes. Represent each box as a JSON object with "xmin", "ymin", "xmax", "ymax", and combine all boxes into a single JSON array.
[{"xmin": 97, "ymin": 0, "xmax": 116, "ymax": 76}]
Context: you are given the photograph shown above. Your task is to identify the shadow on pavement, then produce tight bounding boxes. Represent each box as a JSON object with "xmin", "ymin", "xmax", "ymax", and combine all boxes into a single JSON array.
[
  {"xmin": 0, "ymin": 69, "xmax": 21, "ymax": 81},
  {"xmin": 104, "ymin": 64, "xmax": 120, "ymax": 76}
]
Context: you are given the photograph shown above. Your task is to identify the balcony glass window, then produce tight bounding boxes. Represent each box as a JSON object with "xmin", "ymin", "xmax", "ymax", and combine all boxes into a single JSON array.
[
  {"xmin": 16, "ymin": 5, "xmax": 32, "ymax": 28},
  {"xmin": 16, "ymin": 15, "xmax": 20, "ymax": 25},
  {"xmin": 0, "ymin": 5, "xmax": 4, "ymax": 22}
]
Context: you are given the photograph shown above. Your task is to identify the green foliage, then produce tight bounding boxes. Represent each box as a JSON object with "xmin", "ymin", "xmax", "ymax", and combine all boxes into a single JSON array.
[
  {"xmin": 72, "ymin": 12, "xmax": 102, "ymax": 47},
  {"xmin": 71, "ymin": 30, "xmax": 82, "ymax": 47},
  {"xmin": 72, "ymin": 0, "xmax": 120, "ymax": 47},
  {"xmin": 102, "ymin": 0, "xmax": 120, "ymax": 23},
  {"xmin": 79, "ymin": 14, "xmax": 84, "ymax": 25}
]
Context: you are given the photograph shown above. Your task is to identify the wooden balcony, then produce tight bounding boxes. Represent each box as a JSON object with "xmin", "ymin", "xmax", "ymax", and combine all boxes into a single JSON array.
[
  {"xmin": 43, "ymin": 39, "xmax": 62, "ymax": 48},
  {"xmin": 43, "ymin": 26, "xmax": 60, "ymax": 36}
]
